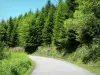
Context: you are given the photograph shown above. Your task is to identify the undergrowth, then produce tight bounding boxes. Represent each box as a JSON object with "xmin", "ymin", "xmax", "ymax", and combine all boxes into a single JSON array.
[{"xmin": 0, "ymin": 52, "xmax": 34, "ymax": 75}]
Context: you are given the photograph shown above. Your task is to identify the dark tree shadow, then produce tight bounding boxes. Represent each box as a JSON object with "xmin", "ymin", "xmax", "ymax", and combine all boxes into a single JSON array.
[{"xmin": 25, "ymin": 45, "xmax": 39, "ymax": 54}]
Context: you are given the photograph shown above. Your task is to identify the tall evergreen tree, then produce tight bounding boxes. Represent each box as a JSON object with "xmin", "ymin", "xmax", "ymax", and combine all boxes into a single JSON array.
[
  {"xmin": 32, "ymin": 0, "xmax": 52, "ymax": 46},
  {"xmin": 53, "ymin": 0, "xmax": 68, "ymax": 45},
  {"xmin": 41, "ymin": 0, "xmax": 52, "ymax": 20},
  {"xmin": 65, "ymin": 0, "xmax": 77, "ymax": 18},
  {"xmin": 44, "ymin": 0, "xmax": 51, "ymax": 16},
  {"xmin": 18, "ymin": 13, "xmax": 35, "ymax": 47},
  {"xmin": 35, "ymin": 8, "xmax": 39, "ymax": 18},
  {"xmin": 42, "ymin": 5, "xmax": 55, "ymax": 45},
  {"xmin": 6, "ymin": 17, "xmax": 18, "ymax": 47},
  {"xmin": 34, "ymin": 12, "xmax": 45, "ymax": 46},
  {"xmin": 0, "ymin": 20, "xmax": 7, "ymax": 43}
]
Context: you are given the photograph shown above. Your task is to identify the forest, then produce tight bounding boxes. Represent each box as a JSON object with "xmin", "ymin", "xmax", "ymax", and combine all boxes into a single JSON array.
[{"xmin": 0, "ymin": 0, "xmax": 100, "ymax": 75}]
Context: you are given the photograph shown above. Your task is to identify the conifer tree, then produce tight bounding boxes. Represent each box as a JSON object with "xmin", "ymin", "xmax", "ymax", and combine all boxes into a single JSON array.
[
  {"xmin": 44, "ymin": 0, "xmax": 51, "ymax": 16},
  {"xmin": 53, "ymin": 0, "xmax": 68, "ymax": 45},
  {"xmin": 35, "ymin": 8, "xmax": 39, "ymax": 18},
  {"xmin": 0, "ymin": 20, "xmax": 7, "ymax": 43},
  {"xmin": 42, "ymin": 5, "xmax": 55, "ymax": 45},
  {"xmin": 6, "ymin": 17, "xmax": 16, "ymax": 47},
  {"xmin": 34, "ymin": 12, "xmax": 45, "ymax": 46},
  {"xmin": 65, "ymin": 0, "xmax": 77, "ymax": 18},
  {"xmin": 18, "ymin": 13, "xmax": 34, "ymax": 47}
]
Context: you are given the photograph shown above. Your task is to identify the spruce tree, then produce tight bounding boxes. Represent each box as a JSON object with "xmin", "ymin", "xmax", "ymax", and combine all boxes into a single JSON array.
[
  {"xmin": 18, "ymin": 12, "xmax": 35, "ymax": 47},
  {"xmin": 0, "ymin": 20, "xmax": 7, "ymax": 43},
  {"xmin": 42, "ymin": 5, "xmax": 55, "ymax": 45},
  {"xmin": 53, "ymin": 0, "xmax": 68, "ymax": 45},
  {"xmin": 44, "ymin": 0, "xmax": 51, "ymax": 16},
  {"xmin": 34, "ymin": 12, "xmax": 45, "ymax": 46},
  {"xmin": 65, "ymin": 0, "xmax": 77, "ymax": 18},
  {"xmin": 6, "ymin": 17, "xmax": 16, "ymax": 47}
]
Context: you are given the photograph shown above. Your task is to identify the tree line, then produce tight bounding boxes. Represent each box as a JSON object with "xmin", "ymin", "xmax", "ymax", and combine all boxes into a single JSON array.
[{"xmin": 0, "ymin": 0, "xmax": 100, "ymax": 55}]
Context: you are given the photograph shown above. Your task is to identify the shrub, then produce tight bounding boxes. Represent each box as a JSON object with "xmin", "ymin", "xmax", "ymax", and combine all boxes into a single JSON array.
[
  {"xmin": 0, "ymin": 53, "xmax": 33, "ymax": 75},
  {"xmin": 83, "ymin": 43, "xmax": 100, "ymax": 63},
  {"xmin": 0, "ymin": 42, "xmax": 10, "ymax": 60}
]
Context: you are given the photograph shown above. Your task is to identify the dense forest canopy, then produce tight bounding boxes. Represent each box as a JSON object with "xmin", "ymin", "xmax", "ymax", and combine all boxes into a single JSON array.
[{"xmin": 0, "ymin": 0, "xmax": 100, "ymax": 60}]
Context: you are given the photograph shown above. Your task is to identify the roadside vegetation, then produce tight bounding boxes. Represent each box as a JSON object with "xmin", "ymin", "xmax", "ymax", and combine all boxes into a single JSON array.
[
  {"xmin": 0, "ymin": 53, "xmax": 34, "ymax": 75},
  {"xmin": 0, "ymin": 0, "xmax": 100, "ymax": 75},
  {"xmin": 0, "ymin": 42, "xmax": 35, "ymax": 75}
]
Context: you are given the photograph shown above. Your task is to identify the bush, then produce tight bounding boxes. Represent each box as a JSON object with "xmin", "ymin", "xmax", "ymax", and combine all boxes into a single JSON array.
[
  {"xmin": 0, "ymin": 53, "xmax": 33, "ymax": 75},
  {"xmin": 55, "ymin": 29, "xmax": 79, "ymax": 56},
  {"xmin": 83, "ymin": 43, "xmax": 100, "ymax": 63},
  {"xmin": 0, "ymin": 42, "xmax": 5, "ymax": 59},
  {"xmin": 34, "ymin": 46, "xmax": 61, "ymax": 58},
  {"xmin": 0, "ymin": 42, "xmax": 10, "ymax": 60}
]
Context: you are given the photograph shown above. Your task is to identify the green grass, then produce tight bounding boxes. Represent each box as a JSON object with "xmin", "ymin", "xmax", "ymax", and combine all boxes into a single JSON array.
[
  {"xmin": 0, "ymin": 52, "xmax": 35, "ymax": 75},
  {"xmin": 33, "ymin": 46, "xmax": 100, "ymax": 75},
  {"xmin": 24, "ymin": 59, "xmax": 36, "ymax": 75}
]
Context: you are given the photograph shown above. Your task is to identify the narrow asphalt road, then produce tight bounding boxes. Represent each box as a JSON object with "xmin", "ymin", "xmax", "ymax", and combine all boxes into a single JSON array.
[{"xmin": 29, "ymin": 55, "xmax": 95, "ymax": 75}]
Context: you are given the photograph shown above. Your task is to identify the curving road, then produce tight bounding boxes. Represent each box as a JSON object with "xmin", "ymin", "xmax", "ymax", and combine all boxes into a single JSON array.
[{"xmin": 29, "ymin": 56, "xmax": 95, "ymax": 75}]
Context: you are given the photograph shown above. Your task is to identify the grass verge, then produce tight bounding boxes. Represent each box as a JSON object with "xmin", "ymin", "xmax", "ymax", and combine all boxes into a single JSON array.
[
  {"xmin": 24, "ymin": 59, "xmax": 36, "ymax": 75},
  {"xmin": 0, "ymin": 52, "xmax": 35, "ymax": 75}
]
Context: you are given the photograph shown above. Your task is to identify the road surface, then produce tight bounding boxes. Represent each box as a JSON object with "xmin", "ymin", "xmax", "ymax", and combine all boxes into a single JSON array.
[{"xmin": 29, "ymin": 56, "xmax": 95, "ymax": 75}]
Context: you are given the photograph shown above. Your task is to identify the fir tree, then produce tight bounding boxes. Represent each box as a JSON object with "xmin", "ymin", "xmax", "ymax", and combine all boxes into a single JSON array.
[
  {"xmin": 53, "ymin": 0, "xmax": 68, "ymax": 44},
  {"xmin": 42, "ymin": 5, "xmax": 55, "ymax": 45}
]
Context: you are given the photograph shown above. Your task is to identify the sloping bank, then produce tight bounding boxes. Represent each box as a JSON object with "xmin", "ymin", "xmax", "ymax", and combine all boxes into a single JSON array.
[{"xmin": 0, "ymin": 52, "xmax": 35, "ymax": 75}]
